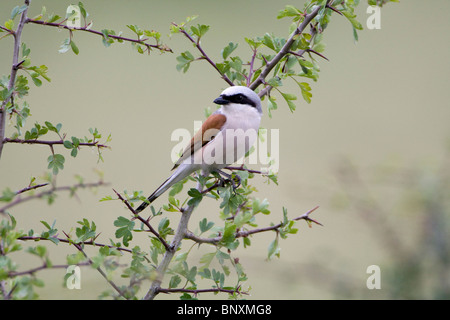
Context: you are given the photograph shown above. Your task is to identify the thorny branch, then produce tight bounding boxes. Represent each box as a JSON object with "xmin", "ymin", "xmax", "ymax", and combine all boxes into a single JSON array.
[
  {"xmin": 25, "ymin": 18, "xmax": 172, "ymax": 53},
  {"xmin": 0, "ymin": 181, "xmax": 107, "ymax": 214},
  {"xmin": 0, "ymin": 0, "xmax": 335, "ymax": 300},
  {"xmin": 18, "ymin": 235, "xmax": 134, "ymax": 254},
  {"xmin": 0, "ymin": 1, "xmax": 30, "ymax": 159},
  {"xmin": 156, "ymin": 286, "xmax": 248, "ymax": 296},
  {"xmin": 3, "ymin": 138, "xmax": 109, "ymax": 149},
  {"xmin": 251, "ymin": 4, "xmax": 323, "ymax": 97},
  {"xmin": 185, "ymin": 206, "xmax": 321, "ymax": 245},
  {"xmin": 66, "ymin": 232, "xmax": 128, "ymax": 299},
  {"xmin": 172, "ymin": 22, "xmax": 234, "ymax": 86},
  {"xmin": 143, "ymin": 175, "xmax": 206, "ymax": 300},
  {"xmin": 8, "ymin": 262, "xmax": 91, "ymax": 278},
  {"xmin": 172, "ymin": 2, "xmax": 326, "ymax": 99},
  {"xmin": 113, "ymin": 189, "xmax": 171, "ymax": 252}
]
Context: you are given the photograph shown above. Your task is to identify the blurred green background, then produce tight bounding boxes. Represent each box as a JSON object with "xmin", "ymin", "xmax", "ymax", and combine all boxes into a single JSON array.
[{"xmin": 1, "ymin": 0, "xmax": 449, "ymax": 299}]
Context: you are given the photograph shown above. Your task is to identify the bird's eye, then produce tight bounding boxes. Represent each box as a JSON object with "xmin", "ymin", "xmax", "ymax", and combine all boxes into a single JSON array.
[{"xmin": 237, "ymin": 94, "xmax": 244, "ymax": 101}]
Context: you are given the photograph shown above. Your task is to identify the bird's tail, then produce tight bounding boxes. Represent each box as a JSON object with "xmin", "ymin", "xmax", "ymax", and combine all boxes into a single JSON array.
[{"xmin": 135, "ymin": 165, "xmax": 194, "ymax": 213}]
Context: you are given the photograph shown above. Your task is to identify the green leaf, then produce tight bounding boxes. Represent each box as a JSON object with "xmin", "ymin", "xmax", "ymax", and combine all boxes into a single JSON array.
[
  {"xmin": 45, "ymin": 121, "xmax": 60, "ymax": 134},
  {"xmin": 46, "ymin": 13, "xmax": 62, "ymax": 24},
  {"xmin": 220, "ymin": 221, "xmax": 237, "ymax": 246},
  {"xmin": 75, "ymin": 219, "xmax": 97, "ymax": 243},
  {"xmin": 267, "ymin": 77, "xmax": 282, "ymax": 88},
  {"xmin": 114, "ymin": 216, "xmax": 135, "ymax": 247},
  {"xmin": 100, "ymin": 29, "xmax": 116, "ymax": 47},
  {"xmin": 199, "ymin": 252, "xmax": 215, "ymax": 270},
  {"xmin": 234, "ymin": 211, "xmax": 254, "ymax": 228},
  {"xmin": 342, "ymin": 10, "xmax": 363, "ymax": 31},
  {"xmin": 198, "ymin": 268, "xmax": 211, "ymax": 279},
  {"xmin": 158, "ymin": 217, "xmax": 173, "ymax": 238},
  {"xmin": 252, "ymin": 198, "xmax": 271, "ymax": 215},
  {"xmin": 199, "ymin": 218, "xmax": 214, "ymax": 233},
  {"xmin": 176, "ymin": 51, "xmax": 195, "ymax": 73},
  {"xmin": 63, "ymin": 140, "xmax": 73, "ymax": 149},
  {"xmin": 169, "ymin": 180, "xmax": 184, "ymax": 197},
  {"xmin": 277, "ymin": 5, "xmax": 302, "ymax": 19},
  {"xmin": 78, "ymin": 2, "xmax": 87, "ymax": 19},
  {"xmin": 187, "ymin": 188, "xmax": 201, "ymax": 198},
  {"xmin": 187, "ymin": 188, "xmax": 203, "ymax": 207},
  {"xmin": 31, "ymin": 76, "xmax": 42, "ymax": 87},
  {"xmin": 59, "ymin": 38, "xmax": 71, "ymax": 54},
  {"xmin": 221, "ymin": 42, "xmax": 238, "ymax": 60},
  {"xmin": 190, "ymin": 24, "xmax": 210, "ymax": 38},
  {"xmin": 0, "ymin": 188, "xmax": 16, "ymax": 202},
  {"xmin": 262, "ymin": 33, "xmax": 276, "ymax": 51},
  {"xmin": 127, "ymin": 24, "xmax": 143, "ymax": 37},
  {"xmin": 267, "ymin": 237, "xmax": 280, "ymax": 260},
  {"xmin": 21, "ymin": 43, "xmax": 31, "ymax": 58},
  {"xmin": 169, "ymin": 275, "xmax": 181, "ymax": 289},
  {"xmin": 352, "ymin": 26, "xmax": 359, "ymax": 42},
  {"xmin": 280, "ymin": 92, "xmax": 297, "ymax": 112},
  {"xmin": 47, "ymin": 154, "xmax": 65, "ymax": 175},
  {"xmin": 40, "ymin": 220, "xmax": 51, "ymax": 230},
  {"xmin": 70, "ymin": 148, "xmax": 78, "ymax": 158},
  {"xmin": 296, "ymin": 81, "xmax": 312, "ymax": 104},
  {"xmin": 11, "ymin": 5, "xmax": 27, "ymax": 20},
  {"xmin": 4, "ymin": 20, "xmax": 15, "ymax": 30},
  {"xmin": 70, "ymin": 40, "xmax": 79, "ymax": 55},
  {"xmin": 229, "ymin": 56, "xmax": 243, "ymax": 73},
  {"xmin": 212, "ymin": 269, "xmax": 225, "ymax": 287},
  {"xmin": 267, "ymin": 96, "xmax": 278, "ymax": 118}
]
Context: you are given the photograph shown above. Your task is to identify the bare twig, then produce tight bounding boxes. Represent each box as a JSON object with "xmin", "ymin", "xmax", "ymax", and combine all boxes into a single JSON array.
[
  {"xmin": 8, "ymin": 262, "xmax": 91, "ymax": 278},
  {"xmin": 16, "ymin": 183, "xmax": 49, "ymax": 195},
  {"xmin": 0, "ymin": 181, "xmax": 107, "ymax": 214},
  {"xmin": 0, "ymin": 25, "xmax": 14, "ymax": 33}
]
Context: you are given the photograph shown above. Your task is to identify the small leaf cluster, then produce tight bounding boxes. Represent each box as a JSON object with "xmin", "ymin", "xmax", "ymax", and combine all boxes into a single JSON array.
[
  {"xmin": 22, "ymin": 121, "xmax": 108, "ymax": 175},
  {"xmin": 0, "ymin": 216, "xmax": 52, "ymax": 299}
]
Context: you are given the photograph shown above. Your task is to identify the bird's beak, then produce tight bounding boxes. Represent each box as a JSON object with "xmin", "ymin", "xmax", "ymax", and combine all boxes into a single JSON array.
[{"xmin": 213, "ymin": 95, "xmax": 229, "ymax": 105}]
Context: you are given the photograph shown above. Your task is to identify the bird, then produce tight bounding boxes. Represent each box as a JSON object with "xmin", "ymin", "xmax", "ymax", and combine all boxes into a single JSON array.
[{"xmin": 135, "ymin": 85, "xmax": 262, "ymax": 213}]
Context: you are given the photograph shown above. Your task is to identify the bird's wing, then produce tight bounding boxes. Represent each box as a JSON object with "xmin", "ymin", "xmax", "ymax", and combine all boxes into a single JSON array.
[{"xmin": 171, "ymin": 112, "xmax": 227, "ymax": 170}]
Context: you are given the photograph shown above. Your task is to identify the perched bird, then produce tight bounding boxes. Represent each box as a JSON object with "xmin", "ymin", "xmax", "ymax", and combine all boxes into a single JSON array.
[{"xmin": 135, "ymin": 86, "xmax": 262, "ymax": 213}]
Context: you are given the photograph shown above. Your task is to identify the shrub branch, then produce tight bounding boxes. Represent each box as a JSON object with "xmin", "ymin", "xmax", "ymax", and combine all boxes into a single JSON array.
[{"xmin": 0, "ymin": 0, "xmax": 30, "ymax": 159}]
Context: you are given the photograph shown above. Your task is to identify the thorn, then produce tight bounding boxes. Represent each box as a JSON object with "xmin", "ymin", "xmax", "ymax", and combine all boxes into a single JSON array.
[
  {"xmin": 13, "ymin": 60, "xmax": 25, "ymax": 70},
  {"xmin": 307, "ymin": 49, "xmax": 329, "ymax": 61},
  {"xmin": 326, "ymin": 4, "xmax": 343, "ymax": 16},
  {"xmin": 112, "ymin": 188, "xmax": 122, "ymax": 200},
  {"xmin": 93, "ymin": 232, "xmax": 101, "ymax": 242}
]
